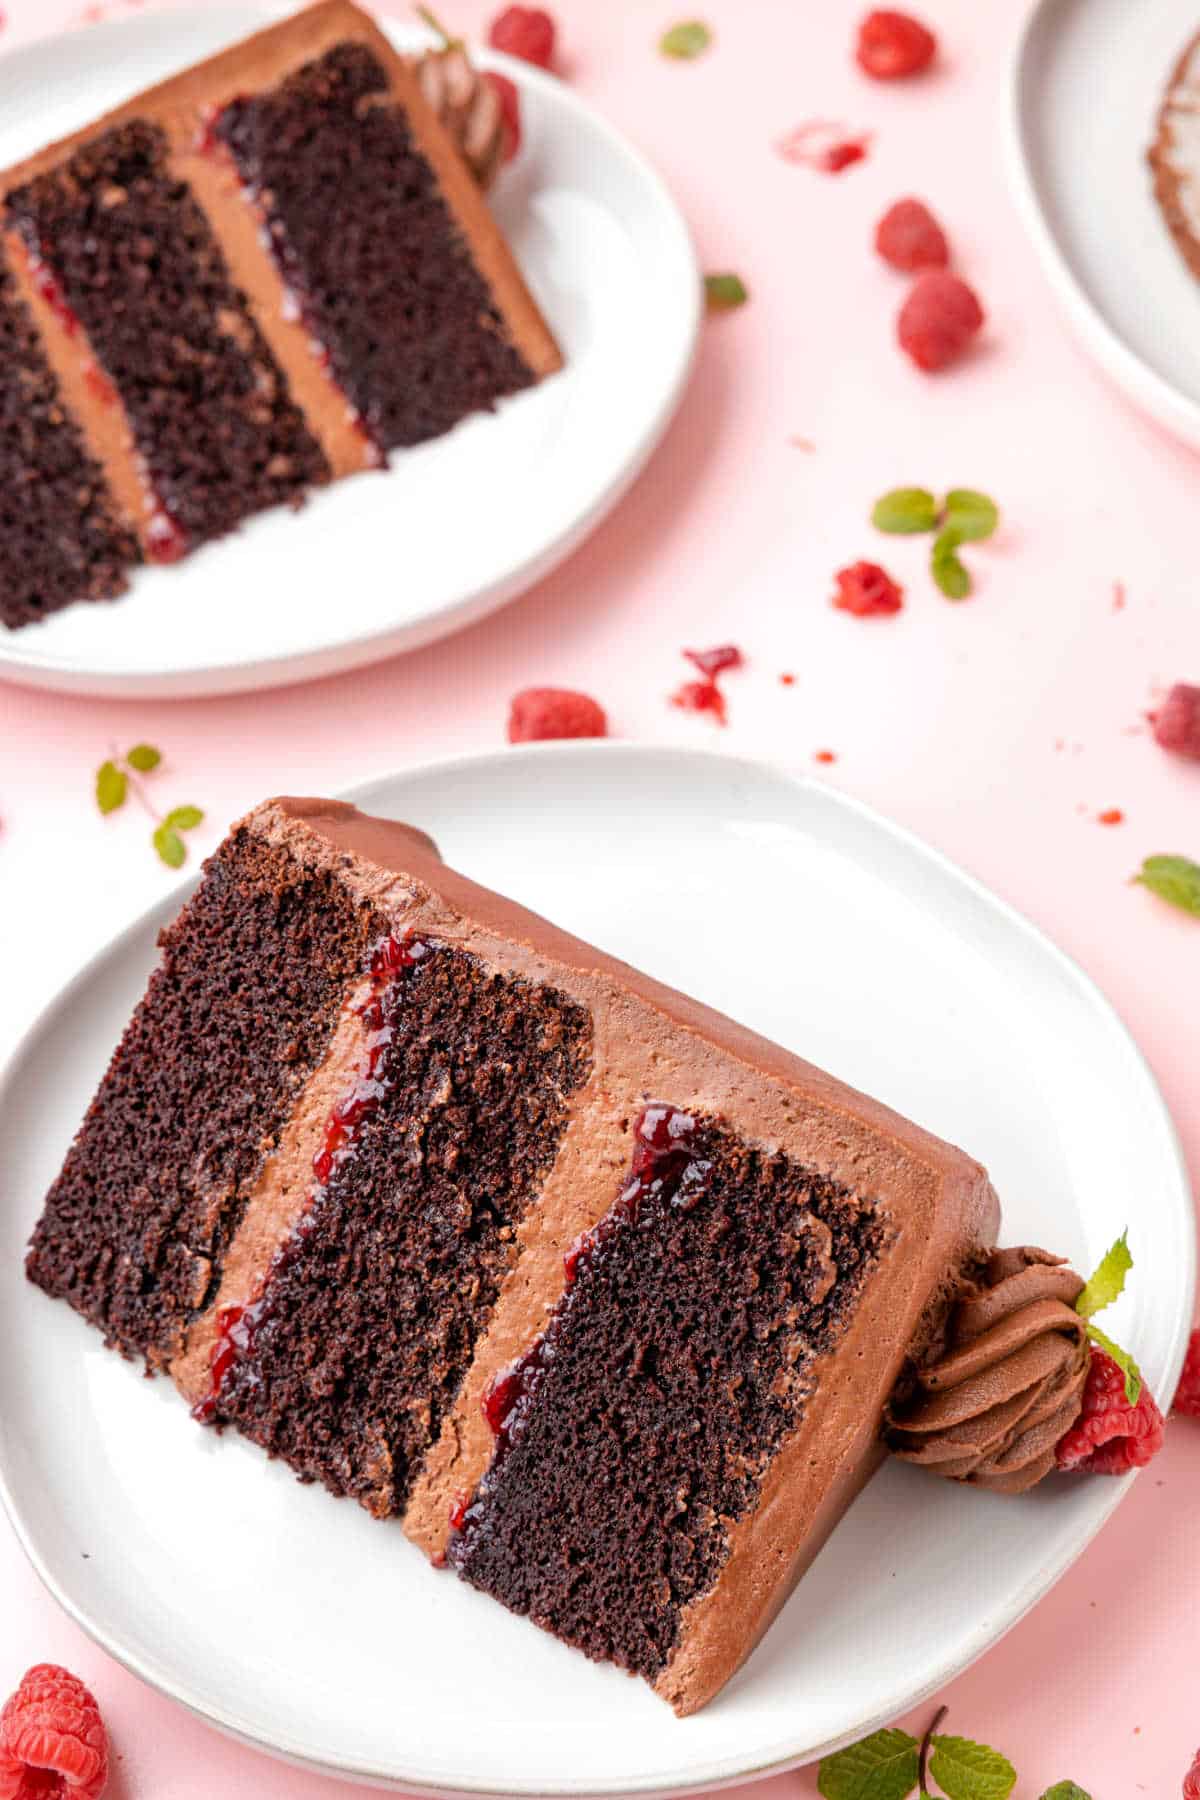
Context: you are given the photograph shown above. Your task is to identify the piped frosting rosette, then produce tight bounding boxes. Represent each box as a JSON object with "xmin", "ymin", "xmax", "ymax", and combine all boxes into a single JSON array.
[{"xmin": 887, "ymin": 1247, "xmax": 1090, "ymax": 1494}]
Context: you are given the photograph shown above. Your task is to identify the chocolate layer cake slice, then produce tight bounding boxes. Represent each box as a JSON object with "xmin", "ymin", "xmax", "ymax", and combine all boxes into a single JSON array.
[
  {"xmin": 1150, "ymin": 29, "xmax": 1200, "ymax": 284},
  {"xmin": 0, "ymin": 1, "xmax": 559, "ymax": 625},
  {"xmin": 29, "ymin": 799, "xmax": 997, "ymax": 1714}
]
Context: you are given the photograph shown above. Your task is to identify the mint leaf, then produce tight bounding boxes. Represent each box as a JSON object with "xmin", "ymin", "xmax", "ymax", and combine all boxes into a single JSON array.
[
  {"xmin": 152, "ymin": 824, "xmax": 186, "ymax": 870},
  {"xmin": 931, "ymin": 527, "xmax": 971, "ymax": 599},
  {"xmin": 872, "ymin": 488, "xmax": 938, "ymax": 535},
  {"xmin": 164, "ymin": 805, "xmax": 204, "ymax": 832},
  {"xmin": 704, "ymin": 272, "xmax": 748, "ymax": 310},
  {"xmin": 1135, "ymin": 853, "xmax": 1200, "ymax": 918},
  {"xmin": 660, "ymin": 20, "xmax": 711, "ymax": 57},
  {"xmin": 817, "ymin": 1728, "xmax": 919, "ymax": 1800},
  {"xmin": 1085, "ymin": 1323, "xmax": 1142, "ymax": 1405},
  {"xmin": 1075, "ymin": 1231, "xmax": 1132, "ymax": 1320},
  {"xmin": 1040, "ymin": 1784, "xmax": 1092, "ymax": 1799},
  {"xmin": 929, "ymin": 1734, "xmax": 1016, "ymax": 1800},
  {"xmin": 942, "ymin": 489, "xmax": 999, "ymax": 543},
  {"xmin": 96, "ymin": 761, "xmax": 127, "ymax": 815},
  {"xmin": 125, "ymin": 743, "xmax": 161, "ymax": 772}
]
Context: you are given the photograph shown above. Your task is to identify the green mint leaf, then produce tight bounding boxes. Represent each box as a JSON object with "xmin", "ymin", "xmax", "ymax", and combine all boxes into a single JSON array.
[
  {"xmin": 872, "ymin": 487, "xmax": 938, "ymax": 535},
  {"xmin": 1075, "ymin": 1231, "xmax": 1132, "ymax": 1320},
  {"xmin": 817, "ymin": 1728, "xmax": 920, "ymax": 1800},
  {"xmin": 659, "ymin": 20, "xmax": 711, "ymax": 57},
  {"xmin": 1085, "ymin": 1323, "xmax": 1142, "ymax": 1405},
  {"xmin": 1135, "ymin": 853, "xmax": 1200, "ymax": 918},
  {"xmin": 1040, "ymin": 1784, "xmax": 1092, "ymax": 1799},
  {"xmin": 164, "ymin": 805, "xmax": 204, "ymax": 832},
  {"xmin": 704, "ymin": 272, "xmax": 748, "ymax": 310},
  {"xmin": 931, "ymin": 527, "xmax": 971, "ymax": 600},
  {"xmin": 152, "ymin": 824, "xmax": 187, "ymax": 870},
  {"xmin": 942, "ymin": 489, "xmax": 999, "ymax": 543},
  {"xmin": 125, "ymin": 743, "xmax": 161, "ymax": 772},
  {"xmin": 95, "ymin": 761, "xmax": 127, "ymax": 815},
  {"xmin": 928, "ymin": 1735, "xmax": 1016, "ymax": 1800}
]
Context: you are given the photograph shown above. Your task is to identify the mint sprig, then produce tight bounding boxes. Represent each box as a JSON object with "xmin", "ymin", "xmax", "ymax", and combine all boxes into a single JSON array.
[
  {"xmin": 1135, "ymin": 853, "xmax": 1200, "ymax": 918},
  {"xmin": 819, "ymin": 1707, "xmax": 1018, "ymax": 1800},
  {"xmin": 871, "ymin": 488, "xmax": 938, "ymax": 534},
  {"xmin": 928, "ymin": 1736, "xmax": 1015, "ymax": 1800},
  {"xmin": 92, "ymin": 745, "xmax": 205, "ymax": 870},
  {"xmin": 818, "ymin": 1728, "xmax": 919, "ymax": 1800},
  {"xmin": 1074, "ymin": 1231, "xmax": 1142, "ymax": 1404},
  {"xmin": 871, "ymin": 486, "xmax": 999, "ymax": 598},
  {"xmin": 1041, "ymin": 1785, "xmax": 1092, "ymax": 1799},
  {"xmin": 659, "ymin": 20, "xmax": 711, "ymax": 57},
  {"xmin": 931, "ymin": 529, "xmax": 971, "ymax": 601},
  {"xmin": 704, "ymin": 272, "xmax": 748, "ymax": 310}
]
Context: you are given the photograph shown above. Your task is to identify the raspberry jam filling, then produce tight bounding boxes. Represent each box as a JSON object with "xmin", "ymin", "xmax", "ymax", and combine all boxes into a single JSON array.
[
  {"xmin": 192, "ymin": 932, "xmax": 432, "ymax": 1422},
  {"xmin": 451, "ymin": 1103, "xmax": 712, "ymax": 1533}
]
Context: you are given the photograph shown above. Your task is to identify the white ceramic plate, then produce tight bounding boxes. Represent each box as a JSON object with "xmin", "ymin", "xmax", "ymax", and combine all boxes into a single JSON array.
[
  {"xmin": 0, "ymin": 745, "xmax": 1192, "ymax": 1795},
  {"xmin": 0, "ymin": 12, "xmax": 698, "ymax": 699},
  {"xmin": 1009, "ymin": 0, "xmax": 1200, "ymax": 451}
]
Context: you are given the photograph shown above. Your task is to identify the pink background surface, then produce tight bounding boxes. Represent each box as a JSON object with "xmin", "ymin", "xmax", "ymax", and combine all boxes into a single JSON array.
[{"xmin": 1, "ymin": 0, "xmax": 1198, "ymax": 1793}]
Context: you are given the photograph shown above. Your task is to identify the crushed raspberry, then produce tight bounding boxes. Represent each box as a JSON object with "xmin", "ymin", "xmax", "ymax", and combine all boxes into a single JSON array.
[
  {"xmin": 487, "ymin": 6, "xmax": 555, "ymax": 69},
  {"xmin": 671, "ymin": 679, "xmax": 727, "ymax": 725},
  {"xmin": 856, "ymin": 9, "xmax": 937, "ymax": 79},
  {"xmin": 814, "ymin": 749, "xmax": 837, "ymax": 764},
  {"xmin": 1056, "ymin": 1346, "xmax": 1165, "ymax": 1476},
  {"xmin": 1097, "ymin": 808, "xmax": 1124, "ymax": 826},
  {"xmin": 507, "ymin": 687, "xmax": 607, "ymax": 742},
  {"xmin": 1153, "ymin": 683, "xmax": 1200, "ymax": 762},
  {"xmin": 780, "ymin": 672, "xmax": 796, "ymax": 686},
  {"xmin": 0, "ymin": 1665, "xmax": 108, "ymax": 1800},
  {"xmin": 484, "ymin": 71, "xmax": 521, "ymax": 161},
  {"xmin": 832, "ymin": 560, "xmax": 904, "ymax": 617},
  {"xmin": 1112, "ymin": 580, "xmax": 1126, "ymax": 612},
  {"xmin": 776, "ymin": 121, "xmax": 871, "ymax": 173},
  {"xmin": 1172, "ymin": 1327, "xmax": 1200, "ymax": 1419},
  {"xmin": 897, "ymin": 272, "xmax": 984, "ymax": 372},
  {"xmin": 875, "ymin": 198, "xmax": 949, "ymax": 272},
  {"xmin": 684, "ymin": 644, "xmax": 744, "ymax": 679},
  {"xmin": 1185, "ymin": 1748, "xmax": 1200, "ymax": 1800}
]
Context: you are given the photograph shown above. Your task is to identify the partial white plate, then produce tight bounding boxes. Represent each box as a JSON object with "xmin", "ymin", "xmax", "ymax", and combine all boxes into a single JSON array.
[
  {"xmin": 1009, "ymin": 0, "xmax": 1200, "ymax": 450},
  {"xmin": 0, "ymin": 745, "xmax": 1192, "ymax": 1795},
  {"xmin": 0, "ymin": 11, "xmax": 698, "ymax": 699}
]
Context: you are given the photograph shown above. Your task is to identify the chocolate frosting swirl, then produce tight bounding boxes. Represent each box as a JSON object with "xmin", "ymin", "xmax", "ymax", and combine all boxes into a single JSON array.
[{"xmin": 886, "ymin": 1247, "xmax": 1090, "ymax": 1495}]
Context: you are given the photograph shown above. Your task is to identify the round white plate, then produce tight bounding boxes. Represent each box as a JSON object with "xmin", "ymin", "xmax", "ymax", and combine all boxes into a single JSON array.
[
  {"xmin": 0, "ymin": 12, "xmax": 698, "ymax": 699},
  {"xmin": 1009, "ymin": 0, "xmax": 1200, "ymax": 451},
  {"xmin": 0, "ymin": 745, "xmax": 1192, "ymax": 1795}
]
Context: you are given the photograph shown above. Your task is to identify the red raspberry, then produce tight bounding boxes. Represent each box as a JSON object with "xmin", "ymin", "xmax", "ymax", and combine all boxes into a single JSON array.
[
  {"xmin": 1185, "ymin": 1748, "xmax": 1200, "ymax": 1800},
  {"xmin": 507, "ymin": 687, "xmax": 607, "ymax": 742},
  {"xmin": 875, "ymin": 199, "xmax": 949, "ymax": 272},
  {"xmin": 1172, "ymin": 1326, "xmax": 1200, "ymax": 1418},
  {"xmin": 487, "ymin": 6, "xmax": 555, "ymax": 70},
  {"xmin": 897, "ymin": 272, "xmax": 984, "ymax": 372},
  {"xmin": 0, "ymin": 1665, "xmax": 108, "ymax": 1800},
  {"xmin": 1055, "ymin": 1345, "xmax": 1165, "ymax": 1475},
  {"xmin": 671, "ymin": 680, "xmax": 727, "ymax": 725},
  {"xmin": 484, "ymin": 71, "xmax": 521, "ymax": 161},
  {"xmin": 832, "ymin": 561, "xmax": 904, "ymax": 617},
  {"xmin": 1153, "ymin": 683, "xmax": 1200, "ymax": 761},
  {"xmin": 856, "ymin": 10, "xmax": 937, "ymax": 79}
]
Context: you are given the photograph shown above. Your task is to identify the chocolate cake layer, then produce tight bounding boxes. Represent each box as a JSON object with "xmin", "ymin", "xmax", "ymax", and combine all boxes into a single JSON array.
[
  {"xmin": 28, "ymin": 823, "xmax": 380, "ymax": 1364},
  {"xmin": 6, "ymin": 119, "xmax": 330, "ymax": 556},
  {"xmin": 0, "ymin": 248, "xmax": 137, "ymax": 628},
  {"xmin": 214, "ymin": 43, "xmax": 537, "ymax": 450},
  {"xmin": 448, "ymin": 1104, "xmax": 885, "ymax": 1681}
]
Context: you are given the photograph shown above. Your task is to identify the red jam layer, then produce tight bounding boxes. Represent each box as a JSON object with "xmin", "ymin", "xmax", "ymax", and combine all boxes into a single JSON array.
[{"xmin": 192, "ymin": 932, "xmax": 431, "ymax": 1422}]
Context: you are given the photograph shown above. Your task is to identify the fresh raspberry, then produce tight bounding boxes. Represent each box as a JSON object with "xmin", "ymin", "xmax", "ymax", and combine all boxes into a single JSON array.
[
  {"xmin": 1185, "ymin": 1748, "xmax": 1200, "ymax": 1800},
  {"xmin": 832, "ymin": 561, "xmax": 904, "ymax": 617},
  {"xmin": 1153, "ymin": 683, "xmax": 1200, "ymax": 761},
  {"xmin": 1055, "ymin": 1345, "xmax": 1165, "ymax": 1475},
  {"xmin": 484, "ymin": 71, "xmax": 521, "ymax": 161},
  {"xmin": 0, "ymin": 1665, "xmax": 108, "ymax": 1800},
  {"xmin": 897, "ymin": 271, "xmax": 984, "ymax": 372},
  {"xmin": 507, "ymin": 687, "xmax": 607, "ymax": 742},
  {"xmin": 856, "ymin": 10, "xmax": 937, "ymax": 79},
  {"xmin": 1172, "ymin": 1327, "xmax": 1200, "ymax": 1418},
  {"xmin": 487, "ymin": 6, "xmax": 555, "ymax": 70},
  {"xmin": 875, "ymin": 198, "xmax": 949, "ymax": 272}
]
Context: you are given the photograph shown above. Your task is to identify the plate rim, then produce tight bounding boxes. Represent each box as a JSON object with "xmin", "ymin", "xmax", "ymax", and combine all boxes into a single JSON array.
[
  {"xmin": 0, "ymin": 8, "xmax": 700, "ymax": 700},
  {"xmin": 1006, "ymin": 0, "xmax": 1200, "ymax": 453},
  {"xmin": 0, "ymin": 741, "xmax": 1193, "ymax": 1797}
]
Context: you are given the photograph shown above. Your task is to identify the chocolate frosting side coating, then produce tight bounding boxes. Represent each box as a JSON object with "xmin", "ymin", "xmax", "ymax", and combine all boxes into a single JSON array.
[{"xmin": 886, "ymin": 1246, "xmax": 1089, "ymax": 1494}]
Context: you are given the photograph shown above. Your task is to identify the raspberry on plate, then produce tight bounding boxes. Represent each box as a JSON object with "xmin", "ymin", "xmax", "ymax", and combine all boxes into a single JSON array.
[
  {"xmin": 856, "ymin": 10, "xmax": 937, "ymax": 79},
  {"xmin": 875, "ymin": 198, "xmax": 950, "ymax": 272},
  {"xmin": 484, "ymin": 71, "xmax": 522, "ymax": 161},
  {"xmin": 832, "ymin": 560, "xmax": 904, "ymax": 616},
  {"xmin": 0, "ymin": 1664, "xmax": 108, "ymax": 1800},
  {"xmin": 488, "ymin": 6, "xmax": 556, "ymax": 70},
  {"xmin": 507, "ymin": 687, "xmax": 607, "ymax": 742},
  {"xmin": 1173, "ymin": 1326, "xmax": 1200, "ymax": 1418},
  {"xmin": 1153, "ymin": 682, "xmax": 1200, "ymax": 761},
  {"xmin": 1055, "ymin": 1345, "xmax": 1165, "ymax": 1475},
  {"xmin": 897, "ymin": 272, "xmax": 984, "ymax": 372}
]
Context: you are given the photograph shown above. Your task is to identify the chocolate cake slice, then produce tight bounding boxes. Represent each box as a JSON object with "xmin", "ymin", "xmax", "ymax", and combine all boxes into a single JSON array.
[
  {"xmin": 29, "ymin": 798, "xmax": 997, "ymax": 1714},
  {"xmin": 1150, "ymin": 28, "xmax": 1200, "ymax": 284},
  {"xmin": 0, "ymin": 0, "xmax": 559, "ymax": 625}
]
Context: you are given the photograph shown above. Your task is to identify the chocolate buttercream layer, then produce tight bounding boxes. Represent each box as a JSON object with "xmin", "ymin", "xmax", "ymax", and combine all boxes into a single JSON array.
[{"xmin": 887, "ymin": 1246, "xmax": 1088, "ymax": 1494}]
